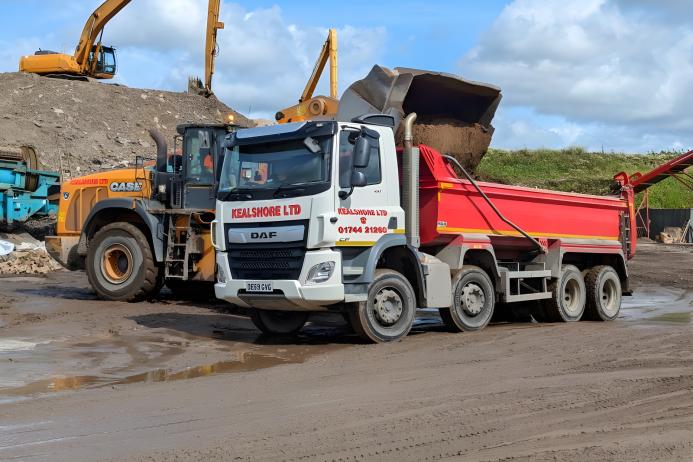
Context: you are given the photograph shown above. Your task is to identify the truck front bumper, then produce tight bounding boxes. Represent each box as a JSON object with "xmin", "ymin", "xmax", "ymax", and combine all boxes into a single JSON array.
[{"xmin": 214, "ymin": 249, "xmax": 345, "ymax": 311}]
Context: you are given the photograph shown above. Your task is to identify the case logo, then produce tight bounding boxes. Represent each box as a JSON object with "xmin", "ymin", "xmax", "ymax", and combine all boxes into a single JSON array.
[{"xmin": 109, "ymin": 181, "xmax": 143, "ymax": 193}]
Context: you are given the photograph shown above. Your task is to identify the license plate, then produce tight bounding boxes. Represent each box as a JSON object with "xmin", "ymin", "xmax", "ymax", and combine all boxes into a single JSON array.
[{"xmin": 245, "ymin": 281, "xmax": 274, "ymax": 293}]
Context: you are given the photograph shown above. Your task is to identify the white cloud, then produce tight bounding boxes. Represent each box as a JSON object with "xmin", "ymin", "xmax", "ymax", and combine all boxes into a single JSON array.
[
  {"xmin": 460, "ymin": 0, "xmax": 693, "ymax": 152},
  {"xmin": 106, "ymin": 1, "xmax": 386, "ymax": 119}
]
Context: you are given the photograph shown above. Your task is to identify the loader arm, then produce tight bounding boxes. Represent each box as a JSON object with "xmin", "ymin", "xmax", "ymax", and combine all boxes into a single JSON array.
[
  {"xmin": 204, "ymin": 0, "xmax": 225, "ymax": 93},
  {"xmin": 73, "ymin": 0, "xmax": 132, "ymax": 70}
]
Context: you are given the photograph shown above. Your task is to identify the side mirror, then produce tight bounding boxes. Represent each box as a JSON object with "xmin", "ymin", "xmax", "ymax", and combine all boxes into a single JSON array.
[
  {"xmin": 350, "ymin": 170, "xmax": 367, "ymax": 188},
  {"xmin": 353, "ymin": 136, "xmax": 370, "ymax": 168}
]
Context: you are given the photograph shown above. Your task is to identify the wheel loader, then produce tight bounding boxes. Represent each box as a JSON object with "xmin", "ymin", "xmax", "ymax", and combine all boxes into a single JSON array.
[{"xmin": 46, "ymin": 123, "xmax": 239, "ymax": 301}]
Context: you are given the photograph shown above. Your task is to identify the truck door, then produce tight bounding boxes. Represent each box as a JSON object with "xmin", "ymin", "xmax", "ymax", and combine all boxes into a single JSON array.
[
  {"xmin": 182, "ymin": 127, "xmax": 218, "ymax": 210},
  {"xmin": 337, "ymin": 130, "xmax": 389, "ymax": 245}
]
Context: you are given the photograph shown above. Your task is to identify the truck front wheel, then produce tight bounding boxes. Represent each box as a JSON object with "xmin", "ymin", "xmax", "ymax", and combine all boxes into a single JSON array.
[
  {"xmin": 439, "ymin": 265, "xmax": 495, "ymax": 332},
  {"xmin": 86, "ymin": 223, "xmax": 161, "ymax": 302},
  {"xmin": 348, "ymin": 269, "xmax": 416, "ymax": 343},
  {"xmin": 250, "ymin": 310, "xmax": 309, "ymax": 336},
  {"xmin": 583, "ymin": 265, "xmax": 622, "ymax": 321}
]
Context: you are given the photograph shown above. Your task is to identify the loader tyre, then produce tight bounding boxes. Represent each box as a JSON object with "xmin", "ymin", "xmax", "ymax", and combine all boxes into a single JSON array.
[
  {"xmin": 439, "ymin": 265, "xmax": 495, "ymax": 332},
  {"xmin": 583, "ymin": 265, "xmax": 621, "ymax": 321},
  {"xmin": 250, "ymin": 310, "xmax": 309, "ymax": 336},
  {"xmin": 542, "ymin": 264, "xmax": 585, "ymax": 322},
  {"xmin": 348, "ymin": 269, "xmax": 416, "ymax": 343},
  {"xmin": 86, "ymin": 222, "xmax": 159, "ymax": 302}
]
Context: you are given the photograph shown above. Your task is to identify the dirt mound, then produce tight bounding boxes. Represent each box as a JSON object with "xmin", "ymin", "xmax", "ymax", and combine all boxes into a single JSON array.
[
  {"xmin": 396, "ymin": 116, "xmax": 494, "ymax": 173},
  {"xmin": 0, "ymin": 231, "xmax": 62, "ymax": 275},
  {"xmin": 0, "ymin": 72, "xmax": 251, "ymax": 176}
]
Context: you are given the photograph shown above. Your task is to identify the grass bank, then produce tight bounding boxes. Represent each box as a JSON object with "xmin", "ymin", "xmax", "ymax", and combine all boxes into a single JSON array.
[{"xmin": 477, "ymin": 147, "xmax": 692, "ymax": 208}]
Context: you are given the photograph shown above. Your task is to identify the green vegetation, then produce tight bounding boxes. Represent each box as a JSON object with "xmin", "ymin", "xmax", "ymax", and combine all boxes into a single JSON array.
[{"xmin": 477, "ymin": 147, "xmax": 693, "ymax": 209}]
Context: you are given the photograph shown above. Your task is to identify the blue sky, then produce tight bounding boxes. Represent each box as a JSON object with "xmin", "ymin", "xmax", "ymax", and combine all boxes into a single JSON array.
[{"xmin": 2, "ymin": 0, "xmax": 692, "ymax": 153}]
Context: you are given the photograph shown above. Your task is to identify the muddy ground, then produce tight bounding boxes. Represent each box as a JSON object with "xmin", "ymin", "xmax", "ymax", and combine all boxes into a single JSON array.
[{"xmin": 0, "ymin": 242, "xmax": 691, "ymax": 461}]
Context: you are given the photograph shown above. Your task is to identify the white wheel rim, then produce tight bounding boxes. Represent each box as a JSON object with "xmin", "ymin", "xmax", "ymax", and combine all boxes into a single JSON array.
[
  {"xmin": 563, "ymin": 278, "xmax": 582, "ymax": 317},
  {"xmin": 600, "ymin": 277, "xmax": 620, "ymax": 317}
]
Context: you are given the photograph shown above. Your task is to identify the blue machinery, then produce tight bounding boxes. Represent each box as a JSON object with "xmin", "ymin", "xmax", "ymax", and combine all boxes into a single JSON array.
[{"xmin": 0, "ymin": 146, "xmax": 60, "ymax": 224}]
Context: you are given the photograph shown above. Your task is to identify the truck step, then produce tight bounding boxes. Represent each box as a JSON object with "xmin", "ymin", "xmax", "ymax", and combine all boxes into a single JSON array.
[
  {"xmin": 505, "ymin": 270, "xmax": 552, "ymax": 279},
  {"xmin": 503, "ymin": 292, "xmax": 552, "ymax": 303},
  {"xmin": 343, "ymin": 267, "xmax": 364, "ymax": 277}
]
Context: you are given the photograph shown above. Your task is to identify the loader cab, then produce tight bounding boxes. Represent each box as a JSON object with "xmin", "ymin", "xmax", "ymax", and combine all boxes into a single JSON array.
[
  {"xmin": 168, "ymin": 124, "xmax": 232, "ymax": 210},
  {"xmin": 88, "ymin": 45, "xmax": 117, "ymax": 79}
]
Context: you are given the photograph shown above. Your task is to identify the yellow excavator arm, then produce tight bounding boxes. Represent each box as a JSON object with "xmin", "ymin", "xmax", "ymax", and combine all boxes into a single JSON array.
[
  {"xmin": 275, "ymin": 29, "xmax": 339, "ymax": 123},
  {"xmin": 205, "ymin": 0, "xmax": 224, "ymax": 94},
  {"xmin": 20, "ymin": 0, "xmax": 131, "ymax": 79},
  {"xmin": 73, "ymin": 0, "xmax": 132, "ymax": 70}
]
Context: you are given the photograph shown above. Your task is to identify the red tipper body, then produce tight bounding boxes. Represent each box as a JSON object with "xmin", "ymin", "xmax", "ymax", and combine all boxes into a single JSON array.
[{"xmin": 416, "ymin": 145, "xmax": 637, "ymax": 259}]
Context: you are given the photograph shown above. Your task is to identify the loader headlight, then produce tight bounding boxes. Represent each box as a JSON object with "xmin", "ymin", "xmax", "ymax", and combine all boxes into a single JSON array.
[{"xmin": 306, "ymin": 261, "xmax": 335, "ymax": 284}]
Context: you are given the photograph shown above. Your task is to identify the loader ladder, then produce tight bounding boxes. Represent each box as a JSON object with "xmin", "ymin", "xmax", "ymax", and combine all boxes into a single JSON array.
[{"xmin": 165, "ymin": 213, "xmax": 192, "ymax": 280}]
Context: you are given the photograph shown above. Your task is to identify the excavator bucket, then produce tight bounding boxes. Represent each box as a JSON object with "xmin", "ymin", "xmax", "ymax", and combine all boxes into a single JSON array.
[{"xmin": 337, "ymin": 65, "xmax": 502, "ymax": 172}]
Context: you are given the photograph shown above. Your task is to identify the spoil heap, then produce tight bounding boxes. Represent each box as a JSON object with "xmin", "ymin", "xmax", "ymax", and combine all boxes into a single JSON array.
[{"xmin": 0, "ymin": 72, "xmax": 251, "ymax": 175}]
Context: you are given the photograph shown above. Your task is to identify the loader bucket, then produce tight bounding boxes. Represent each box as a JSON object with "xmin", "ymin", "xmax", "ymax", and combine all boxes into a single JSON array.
[{"xmin": 337, "ymin": 65, "xmax": 502, "ymax": 172}]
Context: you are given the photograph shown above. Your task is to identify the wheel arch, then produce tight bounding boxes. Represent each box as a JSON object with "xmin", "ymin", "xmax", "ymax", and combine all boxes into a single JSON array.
[
  {"xmin": 79, "ymin": 198, "xmax": 165, "ymax": 263},
  {"xmin": 561, "ymin": 251, "xmax": 628, "ymax": 289},
  {"xmin": 461, "ymin": 249, "xmax": 500, "ymax": 287}
]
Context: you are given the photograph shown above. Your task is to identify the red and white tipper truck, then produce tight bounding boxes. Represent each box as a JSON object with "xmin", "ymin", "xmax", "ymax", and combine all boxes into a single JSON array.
[{"xmin": 212, "ymin": 71, "xmax": 637, "ymax": 343}]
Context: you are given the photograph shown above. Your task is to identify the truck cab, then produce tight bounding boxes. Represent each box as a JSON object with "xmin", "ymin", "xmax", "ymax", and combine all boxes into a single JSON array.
[{"xmin": 213, "ymin": 117, "xmax": 438, "ymax": 341}]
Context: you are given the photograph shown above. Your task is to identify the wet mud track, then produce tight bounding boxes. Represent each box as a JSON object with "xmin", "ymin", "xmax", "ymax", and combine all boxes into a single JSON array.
[{"xmin": 0, "ymin": 243, "xmax": 692, "ymax": 461}]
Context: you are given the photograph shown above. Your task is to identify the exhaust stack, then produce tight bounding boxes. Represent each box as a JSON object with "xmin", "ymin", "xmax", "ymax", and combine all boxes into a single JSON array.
[{"xmin": 402, "ymin": 113, "xmax": 419, "ymax": 248}]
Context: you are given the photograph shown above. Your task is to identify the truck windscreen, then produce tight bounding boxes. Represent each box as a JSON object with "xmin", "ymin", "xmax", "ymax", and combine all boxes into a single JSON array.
[{"xmin": 218, "ymin": 136, "xmax": 332, "ymax": 201}]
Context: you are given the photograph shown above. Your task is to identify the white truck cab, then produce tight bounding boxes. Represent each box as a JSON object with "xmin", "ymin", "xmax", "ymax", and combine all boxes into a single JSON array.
[{"xmin": 213, "ymin": 115, "xmax": 446, "ymax": 342}]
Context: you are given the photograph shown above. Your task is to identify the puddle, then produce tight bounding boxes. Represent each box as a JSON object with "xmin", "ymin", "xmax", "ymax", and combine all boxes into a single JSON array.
[
  {"xmin": 621, "ymin": 287, "xmax": 693, "ymax": 325},
  {"xmin": 0, "ymin": 349, "xmax": 314, "ymax": 400}
]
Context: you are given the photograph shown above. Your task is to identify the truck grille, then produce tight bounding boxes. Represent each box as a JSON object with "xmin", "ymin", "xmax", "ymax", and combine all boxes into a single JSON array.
[{"xmin": 228, "ymin": 243, "xmax": 305, "ymax": 280}]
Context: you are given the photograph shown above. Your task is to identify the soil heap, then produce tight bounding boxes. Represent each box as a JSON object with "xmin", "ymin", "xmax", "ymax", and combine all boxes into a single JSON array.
[{"xmin": 0, "ymin": 72, "xmax": 252, "ymax": 176}]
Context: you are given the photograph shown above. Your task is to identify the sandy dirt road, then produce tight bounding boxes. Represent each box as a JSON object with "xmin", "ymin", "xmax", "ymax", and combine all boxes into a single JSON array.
[{"xmin": 0, "ymin": 243, "xmax": 692, "ymax": 461}]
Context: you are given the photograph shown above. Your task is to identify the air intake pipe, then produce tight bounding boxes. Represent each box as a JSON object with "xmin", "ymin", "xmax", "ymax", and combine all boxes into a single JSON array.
[
  {"xmin": 149, "ymin": 129, "xmax": 168, "ymax": 173},
  {"xmin": 402, "ymin": 113, "xmax": 419, "ymax": 248}
]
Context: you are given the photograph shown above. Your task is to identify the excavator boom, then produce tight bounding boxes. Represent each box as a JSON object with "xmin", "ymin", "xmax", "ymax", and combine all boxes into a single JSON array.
[
  {"xmin": 73, "ymin": 0, "xmax": 132, "ymax": 69},
  {"xmin": 204, "ymin": 0, "xmax": 224, "ymax": 93},
  {"xmin": 275, "ymin": 29, "xmax": 339, "ymax": 123}
]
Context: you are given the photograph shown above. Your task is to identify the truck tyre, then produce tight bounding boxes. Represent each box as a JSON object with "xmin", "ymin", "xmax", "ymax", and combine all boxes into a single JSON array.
[
  {"xmin": 439, "ymin": 265, "xmax": 495, "ymax": 332},
  {"xmin": 250, "ymin": 310, "xmax": 309, "ymax": 336},
  {"xmin": 541, "ymin": 264, "xmax": 586, "ymax": 322},
  {"xmin": 348, "ymin": 269, "xmax": 416, "ymax": 343},
  {"xmin": 583, "ymin": 265, "xmax": 622, "ymax": 321},
  {"xmin": 86, "ymin": 223, "xmax": 160, "ymax": 302}
]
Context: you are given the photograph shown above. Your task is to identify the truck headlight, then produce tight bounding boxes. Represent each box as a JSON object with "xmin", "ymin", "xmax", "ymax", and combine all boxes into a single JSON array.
[{"xmin": 306, "ymin": 261, "xmax": 335, "ymax": 284}]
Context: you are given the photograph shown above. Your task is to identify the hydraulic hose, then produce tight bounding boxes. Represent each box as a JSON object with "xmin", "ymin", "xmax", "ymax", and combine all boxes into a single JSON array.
[{"xmin": 441, "ymin": 155, "xmax": 545, "ymax": 254}]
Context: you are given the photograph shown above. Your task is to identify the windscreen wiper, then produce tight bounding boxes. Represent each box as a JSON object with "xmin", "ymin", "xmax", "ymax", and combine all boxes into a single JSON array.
[
  {"xmin": 273, "ymin": 183, "xmax": 308, "ymax": 198},
  {"xmin": 218, "ymin": 188, "xmax": 253, "ymax": 201}
]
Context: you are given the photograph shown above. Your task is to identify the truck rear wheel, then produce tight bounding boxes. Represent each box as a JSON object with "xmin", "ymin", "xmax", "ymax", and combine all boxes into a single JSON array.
[
  {"xmin": 86, "ymin": 223, "xmax": 161, "ymax": 302},
  {"xmin": 439, "ymin": 265, "xmax": 495, "ymax": 332},
  {"xmin": 583, "ymin": 265, "xmax": 622, "ymax": 321},
  {"xmin": 250, "ymin": 310, "xmax": 309, "ymax": 336},
  {"xmin": 540, "ymin": 264, "xmax": 586, "ymax": 322},
  {"xmin": 348, "ymin": 269, "xmax": 416, "ymax": 343}
]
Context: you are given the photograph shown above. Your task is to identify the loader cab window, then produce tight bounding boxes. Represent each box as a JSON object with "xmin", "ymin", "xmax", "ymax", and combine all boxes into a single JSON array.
[
  {"xmin": 185, "ymin": 129, "xmax": 215, "ymax": 185},
  {"xmin": 339, "ymin": 130, "xmax": 381, "ymax": 188}
]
